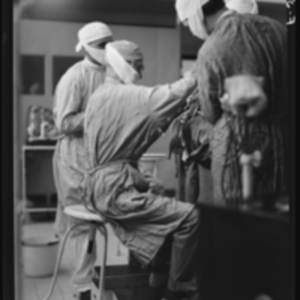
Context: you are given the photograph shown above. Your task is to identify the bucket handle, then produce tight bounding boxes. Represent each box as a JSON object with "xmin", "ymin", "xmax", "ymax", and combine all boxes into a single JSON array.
[
  {"xmin": 47, "ymin": 240, "xmax": 59, "ymax": 246},
  {"xmin": 21, "ymin": 240, "xmax": 59, "ymax": 247}
]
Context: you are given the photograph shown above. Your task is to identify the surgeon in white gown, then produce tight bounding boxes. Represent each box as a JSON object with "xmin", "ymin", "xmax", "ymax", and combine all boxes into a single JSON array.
[{"xmin": 52, "ymin": 22, "xmax": 113, "ymax": 300}]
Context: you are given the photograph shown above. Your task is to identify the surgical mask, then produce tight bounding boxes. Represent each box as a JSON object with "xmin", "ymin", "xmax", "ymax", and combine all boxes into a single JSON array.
[
  {"xmin": 82, "ymin": 43, "xmax": 106, "ymax": 65},
  {"xmin": 188, "ymin": 8, "xmax": 208, "ymax": 40}
]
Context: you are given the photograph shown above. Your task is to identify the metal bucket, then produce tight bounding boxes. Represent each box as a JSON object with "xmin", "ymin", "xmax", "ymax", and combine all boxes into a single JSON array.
[{"xmin": 22, "ymin": 236, "xmax": 59, "ymax": 278}]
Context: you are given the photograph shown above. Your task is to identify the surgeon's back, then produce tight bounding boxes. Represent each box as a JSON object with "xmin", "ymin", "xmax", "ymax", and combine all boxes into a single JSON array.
[
  {"xmin": 85, "ymin": 81, "xmax": 154, "ymax": 167},
  {"xmin": 84, "ymin": 76, "xmax": 196, "ymax": 171},
  {"xmin": 197, "ymin": 12, "xmax": 287, "ymax": 125}
]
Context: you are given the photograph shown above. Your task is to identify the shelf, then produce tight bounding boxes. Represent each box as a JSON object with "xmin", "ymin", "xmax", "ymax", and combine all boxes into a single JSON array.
[
  {"xmin": 22, "ymin": 208, "xmax": 57, "ymax": 213},
  {"xmin": 22, "ymin": 145, "xmax": 168, "ymax": 161},
  {"xmin": 22, "ymin": 145, "xmax": 56, "ymax": 151}
]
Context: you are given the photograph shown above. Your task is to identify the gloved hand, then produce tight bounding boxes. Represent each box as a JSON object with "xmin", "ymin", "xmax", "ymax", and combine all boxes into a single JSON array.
[
  {"xmin": 220, "ymin": 75, "xmax": 268, "ymax": 118},
  {"xmin": 144, "ymin": 173, "xmax": 165, "ymax": 195},
  {"xmin": 183, "ymin": 70, "xmax": 194, "ymax": 79}
]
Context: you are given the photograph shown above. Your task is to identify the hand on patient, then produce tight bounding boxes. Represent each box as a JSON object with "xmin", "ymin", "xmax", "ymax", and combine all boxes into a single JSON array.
[
  {"xmin": 144, "ymin": 173, "xmax": 165, "ymax": 196},
  {"xmin": 220, "ymin": 75, "xmax": 268, "ymax": 118}
]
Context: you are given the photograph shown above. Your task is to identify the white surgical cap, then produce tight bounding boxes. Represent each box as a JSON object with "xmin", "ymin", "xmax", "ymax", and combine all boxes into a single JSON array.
[
  {"xmin": 226, "ymin": 0, "xmax": 259, "ymax": 14},
  {"xmin": 75, "ymin": 22, "xmax": 112, "ymax": 53},
  {"xmin": 175, "ymin": 0, "xmax": 209, "ymax": 40},
  {"xmin": 105, "ymin": 41, "xmax": 142, "ymax": 84},
  {"xmin": 111, "ymin": 40, "xmax": 143, "ymax": 62}
]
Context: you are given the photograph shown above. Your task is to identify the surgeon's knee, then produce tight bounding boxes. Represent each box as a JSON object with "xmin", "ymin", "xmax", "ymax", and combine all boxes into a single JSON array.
[{"xmin": 186, "ymin": 207, "xmax": 201, "ymax": 227}]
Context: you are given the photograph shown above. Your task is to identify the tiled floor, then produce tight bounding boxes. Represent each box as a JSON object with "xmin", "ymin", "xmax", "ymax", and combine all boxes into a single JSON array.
[{"xmin": 19, "ymin": 221, "xmax": 129, "ymax": 300}]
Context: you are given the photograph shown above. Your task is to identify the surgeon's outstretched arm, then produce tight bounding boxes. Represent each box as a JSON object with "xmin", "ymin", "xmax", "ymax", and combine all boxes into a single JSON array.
[
  {"xmin": 170, "ymin": 77, "xmax": 198, "ymax": 101},
  {"xmin": 148, "ymin": 77, "xmax": 197, "ymax": 117}
]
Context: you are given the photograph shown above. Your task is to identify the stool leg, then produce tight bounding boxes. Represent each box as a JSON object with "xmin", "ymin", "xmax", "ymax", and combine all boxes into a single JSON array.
[
  {"xmin": 42, "ymin": 222, "xmax": 83, "ymax": 300},
  {"xmin": 96, "ymin": 225, "xmax": 108, "ymax": 300},
  {"xmin": 87, "ymin": 225, "xmax": 97, "ymax": 255}
]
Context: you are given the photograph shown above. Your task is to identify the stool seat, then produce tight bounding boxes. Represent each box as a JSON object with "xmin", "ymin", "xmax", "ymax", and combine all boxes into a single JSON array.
[{"xmin": 64, "ymin": 205, "xmax": 104, "ymax": 222}]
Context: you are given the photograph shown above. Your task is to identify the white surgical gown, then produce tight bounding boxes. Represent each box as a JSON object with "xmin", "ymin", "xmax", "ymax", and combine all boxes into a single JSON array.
[
  {"xmin": 53, "ymin": 57, "xmax": 106, "ymax": 235},
  {"xmin": 82, "ymin": 77, "xmax": 197, "ymax": 265}
]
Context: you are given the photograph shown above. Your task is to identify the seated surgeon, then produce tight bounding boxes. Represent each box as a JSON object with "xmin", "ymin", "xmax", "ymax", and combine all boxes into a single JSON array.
[{"xmin": 83, "ymin": 40, "xmax": 201, "ymax": 300}]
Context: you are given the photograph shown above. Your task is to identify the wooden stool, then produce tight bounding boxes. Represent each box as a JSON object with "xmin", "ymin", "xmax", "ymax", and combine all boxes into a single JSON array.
[{"xmin": 43, "ymin": 205, "xmax": 108, "ymax": 300}]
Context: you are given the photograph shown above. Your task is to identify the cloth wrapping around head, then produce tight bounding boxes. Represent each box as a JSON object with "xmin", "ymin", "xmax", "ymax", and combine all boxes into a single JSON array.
[
  {"xmin": 105, "ymin": 40, "xmax": 143, "ymax": 84},
  {"xmin": 225, "ymin": 0, "xmax": 258, "ymax": 14},
  {"xmin": 175, "ymin": 0, "xmax": 209, "ymax": 40},
  {"xmin": 75, "ymin": 22, "xmax": 113, "ymax": 64}
]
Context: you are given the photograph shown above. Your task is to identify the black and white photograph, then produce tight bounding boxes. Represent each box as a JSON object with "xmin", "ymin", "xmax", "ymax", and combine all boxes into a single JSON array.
[{"xmin": 2, "ymin": 0, "xmax": 295, "ymax": 300}]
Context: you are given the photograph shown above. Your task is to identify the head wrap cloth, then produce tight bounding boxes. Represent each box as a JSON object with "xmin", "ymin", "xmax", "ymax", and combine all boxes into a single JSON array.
[
  {"xmin": 225, "ymin": 0, "xmax": 258, "ymax": 14},
  {"xmin": 105, "ymin": 40, "xmax": 143, "ymax": 84},
  {"xmin": 175, "ymin": 0, "xmax": 209, "ymax": 40},
  {"xmin": 75, "ymin": 22, "xmax": 112, "ymax": 64},
  {"xmin": 175, "ymin": 0, "xmax": 258, "ymax": 40},
  {"xmin": 75, "ymin": 22, "xmax": 112, "ymax": 52}
]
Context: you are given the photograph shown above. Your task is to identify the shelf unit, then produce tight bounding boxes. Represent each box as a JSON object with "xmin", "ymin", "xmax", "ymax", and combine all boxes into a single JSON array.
[{"xmin": 21, "ymin": 145, "xmax": 167, "ymax": 215}]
